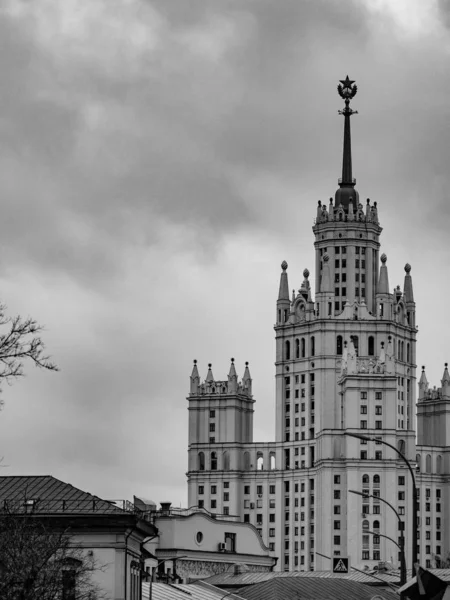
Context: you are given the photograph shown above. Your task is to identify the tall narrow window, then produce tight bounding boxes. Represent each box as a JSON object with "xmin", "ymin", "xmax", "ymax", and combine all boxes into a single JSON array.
[
  {"xmin": 211, "ymin": 452, "xmax": 217, "ymax": 471},
  {"xmin": 301, "ymin": 338, "xmax": 306, "ymax": 358},
  {"xmin": 257, "ymin": 452, "xmax": 264, "ymax": 470},
  {"xmin": 311, "ymin": 336, "xmax": 315, "ymax": 357},
  {"xmin": 285, "ymin": 340, "xmax": 291, "ymax": 361},
  {"xmin": 336, "ymin": 335, "xmax": 343, "ymax": 355},
  {"xmin": 295, "ymin": 338, "xmax": 300, "ymax": 359},
  {"xmin": 352, "ymin": 336, "xmax": 359, "ymax": 355},
  {"xmin": 368, "ymin": 336, "xmax": 375, "ymax": 356},
  {"xmin": 407, "ymin": 343, "xmax": 410, "ymax": 363},
  {"xmin": 198, "ymin": 452, "xmax": 205, "ymax": 471}
]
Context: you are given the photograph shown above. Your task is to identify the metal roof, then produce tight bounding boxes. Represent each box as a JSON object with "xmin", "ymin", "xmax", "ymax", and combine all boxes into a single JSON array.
[
  {"xmin": 235, "ymin": 577, "xmax": 398, "ymax": 600},
  {"xmin": 202, "ymin": 568, "xmax": 402, "ymax": 587},
  {"xmin": 0, "ymin": 475, "xmax": 125, "ymax": 515},
  {"xmin": 142, "ymin": 582, "xmax": 246, "ymax": 600}
]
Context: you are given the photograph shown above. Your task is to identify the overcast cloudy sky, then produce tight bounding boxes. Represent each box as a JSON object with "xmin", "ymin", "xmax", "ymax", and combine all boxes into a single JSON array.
[{"xmin": 0, "ymin": 0, "xmax": 450, "ymax": 507}]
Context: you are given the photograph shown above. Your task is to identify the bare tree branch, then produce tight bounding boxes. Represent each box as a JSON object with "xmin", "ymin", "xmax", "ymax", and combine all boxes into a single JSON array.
[{"xmin": 0, "ymin": 304, "xmax": 58, "ymax": 407}]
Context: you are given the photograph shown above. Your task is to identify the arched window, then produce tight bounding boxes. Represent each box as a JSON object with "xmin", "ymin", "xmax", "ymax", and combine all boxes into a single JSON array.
[
  {"xmin": 426, "ymin": 454, "xmax": 432, "ymax": 474},
  {"xmin": 352, "ymin": 335, "xmax": 359, "ymax": 355},
  {"xmin": 301, "ymin": 338, "xmax": 306, "ymax": 358},
  {"xmin": 397, "ymin": 439, "xmax": 406, "ymax": 455},
  {"xmin": 373, "ymin": 474, "xmax": 380, "ymax": 486},
  {"xmin": 373, "ymin": 520, "xmax": 380, "ymax": 531},
  {"xmin": 295, "ymin": 338, "xmax": 300, "ymax": 359},
  {"xmin": 362, "ymin": 474, "xmax": 369, "ymax": 485},
  {"xmin": 270, "ymin": 452, "xmax": 276, "ymax": 470},
  {"xmin": 416, "ymin": 454, "xmax": 421, "ymax": 473},
  {"xmin": 257, "ymin": 452, "xmax": 264, "ymax": 470},
  {"xmin": 362, "ymin": 520, "xmax": 369, "ymax": 530},
  {"xmin": 243, "ymin": 451, "xmax": 250, "ymax": 471},
  {"xmin": 311, "ymin": 336, "xmax": 315, "ymax": 357},
  {"xmin": 198, "ymin": 452, "xmax": 205, "ymax": 471},
  {"xmin": 211, "ymin": 452, "xmax": 217, "ymax": 471},
  {"xmin": 402, "ymin": 341, "xmax": 405, "ymax": 361},
  {"xmin": 368, "ymin": 336, "xmax": 375, "ymax": 356},
  {"xmin": 437, "ymin": 455, "xmax": 442, "ymax": 474},
  {"xmin": 336, "ymin": 335, "xmax": 343, "ymax": 355},
  {"xmin": 223, "ymin": 451, "xmax": 230, "ymax": 471},
  {"xmin": 407, "ymin": 343, "xmax": 410, "ymax": 363},
  {"xmin": 285, "ymin": 340, "xmax": 291, "ymax": 361}
]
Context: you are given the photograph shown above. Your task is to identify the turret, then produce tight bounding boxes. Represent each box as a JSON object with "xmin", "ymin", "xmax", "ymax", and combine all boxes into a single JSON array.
[
  {"xmin": 277, "ymin": 261, "xmax": 290, "ymax": 325},
  {"xmin": 442, "ymin": 363, "xmax": 450, "ymax": 398},
  {"xmin": 403, "ymin": 263, "xmax": 416, "ymax": 327},
  {"xmin": 228, "ymin": 358, "xmax": 237, "ymax": 393},
  {"xmin": 190, "ymin": 359, "xmax": 200, "ymax": 394},
  {"xmin": 376, "ymin": 254, "xmax": 393, "ymax": 319},
  {"xmin": 242, "ymin": 361, "xmax": 252, "ymax": 396},
  {"xmin": 418, "ymin": 366, "xmax": 428, "ymax": 401}
]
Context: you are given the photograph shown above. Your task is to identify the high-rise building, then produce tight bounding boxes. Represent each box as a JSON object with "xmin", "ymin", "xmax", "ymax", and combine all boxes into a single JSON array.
[{"xmin": 186, "ymin": 77, "xmax": 448, "ymax": 572}]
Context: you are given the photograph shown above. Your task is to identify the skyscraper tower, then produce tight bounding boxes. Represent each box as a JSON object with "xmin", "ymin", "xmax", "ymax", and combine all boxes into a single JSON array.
[{"xmin": 186, "ymin": 78, "xmax": 445, "ymax": 573}]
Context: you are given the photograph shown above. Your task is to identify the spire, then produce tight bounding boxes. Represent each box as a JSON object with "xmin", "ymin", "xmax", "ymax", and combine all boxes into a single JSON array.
[
  {"xmin": 278, "ymin": 261, "xmax": 290, "ymax": 301},
  {"xmin": 378, "ymin": 254, "xmax": 390, "ymax": 294},
  {"xmin": 205, "ymin": 363, "xmax": 214, "ymax": 382},
  {"xmin": 403, "ymin": 263, "xmax": 414, "ymax": 303},
  {"xmin": 335, "ymin": 76, "xmax": 359, "ymax": 210},
  {"xmin": 419, "ymin": 365, "xmax": 428, "ymax": 398},
  {"xmin": 228, "ymin": 357, "xmax": 237, "ymax": 393},
  {"xmin": 242, "ymin": 361, "xmax": 252, "ymax": 396},
  {"xmin": 442, "ymin": 363, "xmax": 450, "ymax": 386},
  {"xmin": 190, "ymin": 359, "xmax": 200, "ymax": 394}
]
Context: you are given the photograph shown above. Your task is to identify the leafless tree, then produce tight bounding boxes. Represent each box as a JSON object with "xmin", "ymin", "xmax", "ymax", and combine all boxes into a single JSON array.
[
  {"xmin": 0, "ymin": 506, "xmax": 105, "ymax": 600},
  {"xmin": 0, "ymin": 303, "xmax": 58, "ymax": 407}
]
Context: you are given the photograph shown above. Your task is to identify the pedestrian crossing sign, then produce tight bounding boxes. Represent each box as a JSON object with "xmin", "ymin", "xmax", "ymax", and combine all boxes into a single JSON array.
[{"xmin": 332, "ymin": 557, "xmax": 349, "ymax": 573}]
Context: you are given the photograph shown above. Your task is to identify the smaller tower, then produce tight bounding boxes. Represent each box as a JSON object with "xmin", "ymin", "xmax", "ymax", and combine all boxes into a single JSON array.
[{"xmin": 403, "ymin": 263, "xmax": 416, "ymax": 328}]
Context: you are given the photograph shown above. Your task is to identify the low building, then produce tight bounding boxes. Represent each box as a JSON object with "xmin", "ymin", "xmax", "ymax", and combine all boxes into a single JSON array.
[
  {"xmin": 0, "ymin": 475, "xmax": 156, "ymax": 600},
  {"xmin": 137, "ymin": 500, "xmax": 277, "ymax": 581}
]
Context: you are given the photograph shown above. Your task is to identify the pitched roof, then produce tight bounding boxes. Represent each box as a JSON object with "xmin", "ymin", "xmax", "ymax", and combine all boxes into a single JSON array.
[
  {"xmin": 235, "ymin": 577, "xmax": 397, "ymax": 600},
  {"xmin": 0, "ymin": 475, "xmax": 125, "ymax": 515},
  {"xmin": 202, "ymin": 568, "xmax": 401, "ymax": 587},
  {"xmin": 142, "ymin": 582, "xmax": 245, "ymax": 600}
]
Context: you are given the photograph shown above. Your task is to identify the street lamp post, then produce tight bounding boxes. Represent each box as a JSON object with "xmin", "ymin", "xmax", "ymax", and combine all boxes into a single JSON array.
[
  {"xmin": 349, "ymin": 490, "xmax": 406, "ymax": 585},
  {"xmin": 345, "ymin": 431, "xmax": 418, "ymax": 575},
  {"xmin": 148, "ymin": 555, "xmax": 188, "ymax": 600}
]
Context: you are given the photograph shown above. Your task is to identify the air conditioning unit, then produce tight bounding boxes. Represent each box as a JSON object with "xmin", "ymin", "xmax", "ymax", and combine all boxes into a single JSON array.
[
  {"xmin": 250, "ymin": 502, "xmax": 255, "ymax": 509},
  {"xmin": 218, "ymin": 543, "xmax": 227, "ymax": 551}
]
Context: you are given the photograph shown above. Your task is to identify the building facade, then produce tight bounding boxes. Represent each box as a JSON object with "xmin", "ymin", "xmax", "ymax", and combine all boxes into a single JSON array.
[{"xmin": 186, "ymin": 77, "xmax": 448, "ymax": 572}]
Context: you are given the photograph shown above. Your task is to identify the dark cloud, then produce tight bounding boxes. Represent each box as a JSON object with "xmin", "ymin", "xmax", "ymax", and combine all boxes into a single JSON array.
[{"xmin": 0, "ymin": 0, "xmax": 449, "ymax": 505}]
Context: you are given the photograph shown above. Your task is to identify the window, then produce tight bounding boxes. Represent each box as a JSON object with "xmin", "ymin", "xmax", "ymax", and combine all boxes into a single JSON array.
[
  {"xmin": 244, "ymin": 485, "xmax": 250, "ymax": 494},
  {"xmin": 211, "ymin": 500, "xmax": 217, "ymax": 509},
  {"xmin": 360, "ymin": 391, "xmax": 367, "ymax": 400},
  {"xmin": 269, "ymin": 513, "xmax": 275, "ymax": 523},
  {"xmin": 209, "ymin": 423, "xmax": 215, "ymax": 432},
  {"xmin": 334, "ymin": 521, "xmax": 341, "ymax": 530},
  {"xmin": 360, "ymin": 450, "xmax": 368, "ymax": 460},
  {"xmin": 362, "ymin": 551, "xmax": 370, "ymax": 560},
  {"xmin": 198, "ymin": 452, "xmax": 205, "ymax": 471},
  {"xmin": 375, "ymin": 392, "xmax": 382, "ymax": 400},
  {"xmin": 368, "ymin": 336, "xmax": 375, "ymax": 356},
  {"xmin": 334, "ymin": 475, "xmax": 340, "ymax": 484},
  {"xmin": 211, "ymin": 485, "xmax": 217, "ymax": 494},
  {"xmin": 360, "ymin": 420, "xmax": 367, "ymax": 429},
  {"xmin": 224, "ymin": 482, "xmax": 229, "ymax": 489},
  {"xmin": 198, "ymin": 500, "xmax": 204, "ymax": 508},
  {"xmin": 269, "ymin": 528, "xmax": 275, "ymax": 537},
  {"xmin": 336, "ymin": 336, "xmax": 343, "ymax": 355},
  {"xmin": 62, "ymin": 559, "xmax": 80, "ymax": 600},
  {"xmin": 375, "ymin": 420, "xmax": 382, "ymax": 429},
  {"xmin": 334, "ymin": 506, "xmax": 341, "ymax": 514},
  {"xmin": 375, "ymin": 451, "xmax": 382, "ymax": 460},
  {"xmin": 223, "ymin": 493, "xmax": 229, "ymax": 501},
  {"xmin": 285, "ymin": 340, "xmax": 291, "ymax": 360},
  {"xmin": 360, "ymin": 405, "xmax": 367, "ymax": 414},
  {"xmin": 375, "ymin": 406, "xmax": 382, "ymax": 415},
  {"xmin": 334, "ymin": 490, "xmax": 340, "ymax": 499},
  {"xmin": 211, "ymin": 452, "xmax": 217, "ymax": 470},
  {"xmin": 311, "ymin": 337, "xmax": 315, "ymax": 357},
  {"xmin": 210, "ymin": 410, "xmax": 215, "ymax": 418}
]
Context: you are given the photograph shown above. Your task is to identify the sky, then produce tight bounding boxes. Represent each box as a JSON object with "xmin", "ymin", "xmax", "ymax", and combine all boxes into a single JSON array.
[{"xmin": 0, "ymin": 0, "xmax": 450, "ymax": 507}]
